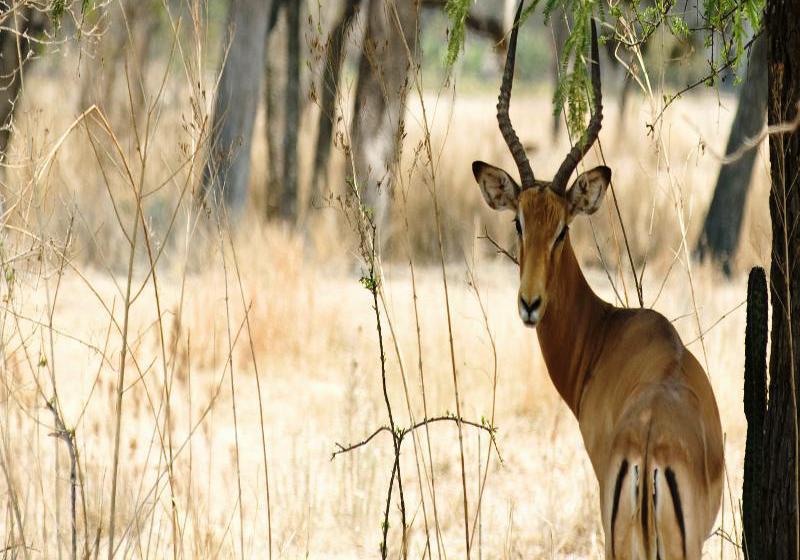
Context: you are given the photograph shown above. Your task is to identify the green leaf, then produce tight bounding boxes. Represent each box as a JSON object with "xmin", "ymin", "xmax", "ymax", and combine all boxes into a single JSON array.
[
  {"xmin": 443, "ymin": 0, "xmax": 765, "ymax": 134},
  {"xmin": 51, "ymin": 0, "xmax": 66, "ymax": 27},
  {"xmin": 444, "ymin": 0, "xmax": 470, "ymax": 67}
]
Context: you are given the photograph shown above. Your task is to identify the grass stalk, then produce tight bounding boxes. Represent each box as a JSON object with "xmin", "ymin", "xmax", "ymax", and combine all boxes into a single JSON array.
[
  {"xmin": 386, "ymin": 4, "xmax": 472, "ymax": 555},
  {"xmin": 106, "ymin": 153, "xmax": 143, "ymax": 560}
]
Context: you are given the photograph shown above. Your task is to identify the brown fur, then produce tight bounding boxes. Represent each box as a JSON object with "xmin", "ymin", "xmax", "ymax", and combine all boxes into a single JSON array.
[{"xmin": 475, "ymin": 167, "xmax": 724, "ymax": 560}]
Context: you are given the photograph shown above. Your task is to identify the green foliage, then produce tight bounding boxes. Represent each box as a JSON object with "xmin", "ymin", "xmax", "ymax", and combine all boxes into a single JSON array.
[
  {"xmin": 359, "ymin": 274, "xmax": 379, "ymax": 293},
  {"xmin": 704, "ymin": 0, "xmax": 762, "ymax": 65},
  {"xmin": 51, "ymin": 0, "xmax": 97, "ymax": 29},
  {"xmin": 50, "ymin": 0, "xmax": 66, "ymax": 26},
  {"xmin": 694, "ymin": 0, "xmax": 764, "ymax": 86},
  {"xmin": 425, "ymin": 9, "xmax": 548, "ymax": 91},
  {"xmin": 536, "ymin": 0, "xmax": 595, "ymax": 137},
  {"xmin": 444, "ymin": 0, "xmax": 764, "ymax": 137},
  {"xmin": 444, "ymin": 0, "xmax": 470, "ymax": 66},
  {"xmin": 669, "ymin": 16, "xmax": 690, "ymax": 39},
  {"xmin": 445, "ymin": 0, "xmax": 538, "ymax": 68}
]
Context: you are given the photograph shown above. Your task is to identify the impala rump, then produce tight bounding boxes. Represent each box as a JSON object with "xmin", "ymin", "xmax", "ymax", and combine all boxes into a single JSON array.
[{"xmin": 602, "ymin": 369, "xmax": 719, "ymax": 560}]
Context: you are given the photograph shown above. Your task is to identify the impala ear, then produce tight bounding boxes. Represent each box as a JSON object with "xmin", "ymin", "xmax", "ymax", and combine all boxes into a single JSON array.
[
  {"xmin": 472, "ymin": 161, "xmax": 520, "ymax": 211},
  {"xmin": 567, "ymin": 166, "xmax": 611, "ymax": 218}
]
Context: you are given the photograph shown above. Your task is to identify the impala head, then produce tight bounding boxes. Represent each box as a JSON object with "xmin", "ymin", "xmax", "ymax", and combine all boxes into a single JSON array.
[{"xmin": 473, "ymin": 2, "xmax": 611, "ymax": 328}]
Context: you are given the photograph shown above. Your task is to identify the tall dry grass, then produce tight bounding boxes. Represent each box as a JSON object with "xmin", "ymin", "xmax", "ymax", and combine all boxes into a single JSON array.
[{"xmin": 0, "ymin": 2, "xmax": 767, "ymax": 558}]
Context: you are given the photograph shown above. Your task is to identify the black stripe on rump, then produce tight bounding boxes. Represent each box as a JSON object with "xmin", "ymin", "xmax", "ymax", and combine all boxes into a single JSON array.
[
  {"xmin": 641, "ymin": 464, "xmax": 649, "ymax": 551},
  {"xmin": 641, "ymin": 422, "xmax": 654, "ymax": 553},
  {"xmin": 664, "ymin": 467, "xmax": 686, "ymax": 558},
  {"xmin": 654, "ymin": 468, "xmax": 661, "ymax": 560},
  {"xmin": 610, "ymin": 459, "xmax": 629, "ymax": 558}
]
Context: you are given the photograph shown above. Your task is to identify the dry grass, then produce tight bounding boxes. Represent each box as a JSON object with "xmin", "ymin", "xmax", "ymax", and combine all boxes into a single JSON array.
[
  {"xmin": 0, "ymin": 8, "xmax": 769, "ymax": 558},
  {"xmin": 0, "ymin": 227, "xmax": 753, "ymax": 558}
]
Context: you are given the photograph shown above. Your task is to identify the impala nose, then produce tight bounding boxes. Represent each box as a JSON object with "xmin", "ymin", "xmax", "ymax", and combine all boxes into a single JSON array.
[{"xmin": 518, "ymin": 295, "xmax": 541, "ymax": 327}]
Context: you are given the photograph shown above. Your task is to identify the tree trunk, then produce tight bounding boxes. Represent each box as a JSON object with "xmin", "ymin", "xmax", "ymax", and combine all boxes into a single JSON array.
[
  {"xmin": 313, "ymin": 0, "xmax": 501, "ymax": 205},
  {"xmin": 264, "ymin": 1, "xmax": 285, "ymax": 217},
  {"xmin": 79, "ymin": 0, "xmax": 158, "ymax": 128},
  {"xmin": 279, "ymin": 0, "xmax": 301, "ymax": 220},
  {"xmin": 760, "ymin": 0, "xmax": 800, "ymax": 556},
  {"xmin": 695, "ymin": 34, "xmax": 767, "ymax": 275},
  {"xmin": 350, "ymin": 0, "xmax": 418, "ymax": 233},
  {"xmin": 311, "ymin": 0, "xmax": 359, "ymax": 202},
  {"xmin": 0, "ymin": 5, "xmax": 46, "ymax": 216},
  {"xmin": 742, "ymin": 267, "xmax": 768, "ymax": 559},
  {"xmin": 201, "ymin": 0, "xmax": 272, "ymax": 214},
  {"xmin": 0, "ymin": 5, "xmax": 47, "ymax": 160}
]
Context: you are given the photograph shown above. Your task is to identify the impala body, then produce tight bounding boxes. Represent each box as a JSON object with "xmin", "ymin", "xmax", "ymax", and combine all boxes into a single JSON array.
[{"xmin": 473, "ymin": 4, "xmax": 724, "ymax": 559}]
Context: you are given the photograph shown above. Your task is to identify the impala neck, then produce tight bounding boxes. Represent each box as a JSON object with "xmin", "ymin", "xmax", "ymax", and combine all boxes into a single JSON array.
[{"xmin": 536, "ymin": 238, "xmax": 611, "ymax": 416}]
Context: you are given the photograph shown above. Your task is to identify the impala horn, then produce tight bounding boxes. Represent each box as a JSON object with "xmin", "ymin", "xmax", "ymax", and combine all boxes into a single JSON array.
[
  {"xmin": 497, "ymin": 0, "xmax": 535, "ymax": 189},
  {"xmin": 551, "ymin": 19, "xmax": 603, "ymax": 194}
]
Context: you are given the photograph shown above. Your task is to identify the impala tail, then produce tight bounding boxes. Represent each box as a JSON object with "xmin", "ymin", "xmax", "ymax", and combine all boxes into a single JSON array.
[{"xmin": 606, "ymin": 417, "xmax": 699, "ymax": 560}]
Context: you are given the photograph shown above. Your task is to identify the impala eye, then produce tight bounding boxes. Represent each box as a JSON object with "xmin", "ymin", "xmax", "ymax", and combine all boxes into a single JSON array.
[
  {"xmin": 555, "ymin": 225, "xmax": 569, "ymax": 245},
  {"xmin": 514, "ymin": 217, "xmax": 522, "ymax": 236}
]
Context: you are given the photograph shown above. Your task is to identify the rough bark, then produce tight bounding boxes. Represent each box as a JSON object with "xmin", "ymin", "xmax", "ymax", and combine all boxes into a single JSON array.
[
  {"xmin": 350, "ymin": 0, "xmax": 418, "ymax": 233},
  {"xmin": 743, "ymin": 266, "xmax": 768, "ymax": 559},
  {"xmin": 695, "ymin": 34, "xmax": 767, "ymax": 275},
  {"xmin": 761, "ymin": 0, "xmax": 800, "ymax": 556},
  {"xmin": 201, "ymin": 0, "xmax": 272, "ymax": 213}
]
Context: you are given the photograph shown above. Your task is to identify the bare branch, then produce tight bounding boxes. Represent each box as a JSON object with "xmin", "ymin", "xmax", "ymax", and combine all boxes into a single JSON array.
[
  {"xmin": 687, "ymin": 101, "xmax": 800, "ymax": 165},
  {"xmin": 478, "ymin": 228, "xmax": 519, "ymax": 265},
  {"xmin": 647, "ymin": 32, "xmax": 761, "ymax": 132},
  {"xmin": 332, "ymin": 415, "xmax": 501, "ymax": 462}
]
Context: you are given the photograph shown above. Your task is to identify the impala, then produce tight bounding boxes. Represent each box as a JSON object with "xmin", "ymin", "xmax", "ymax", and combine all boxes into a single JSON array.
[{"xmin": 472, "ymin": 4, "xmax": 724, "ymax": 559}]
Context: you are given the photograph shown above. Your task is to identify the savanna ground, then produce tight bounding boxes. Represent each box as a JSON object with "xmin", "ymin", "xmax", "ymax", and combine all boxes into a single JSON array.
[{"xmin": 0, "ymin": 8, "xmax": 769, "ymax": 560}]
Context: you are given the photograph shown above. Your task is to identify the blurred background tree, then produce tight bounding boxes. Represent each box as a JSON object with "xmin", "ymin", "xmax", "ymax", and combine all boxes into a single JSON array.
[
  {"xmin": 0, "ymin": 3, "xmax": 49, "ymax": 166},
  {"xmin": 0, "ymin": 1, "xmax": 778, "ymax": 291},
  {"xmin": 200, "ymin": 0, "xmax": 272, "ymax": 212},
  {"xmin": 193, "ymin": 0, "xmax": 768, "ymax": 274},
  {"xmin": 1, "ymin": 0, "xmax": 768, "ymax": 260},
  {"xmin": 695, "ymin": 34, "xmax": 767, "ymax": 276}
]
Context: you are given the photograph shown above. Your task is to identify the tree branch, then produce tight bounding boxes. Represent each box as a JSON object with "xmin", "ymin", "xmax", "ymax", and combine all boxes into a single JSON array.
[
  {"xmin": 332, "ymin": 414, "xmax": 502, "ymax": 462},
  {"xmin": 478, "ymin": 228, "xmax": 519, "ymax": 265},
  {"xmin": 647, "ymin": 32, "xmax": 761, "ymax": 132}
]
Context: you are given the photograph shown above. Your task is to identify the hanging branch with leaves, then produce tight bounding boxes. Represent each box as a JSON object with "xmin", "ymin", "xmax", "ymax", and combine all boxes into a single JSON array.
[{"xmin": 444, "ymin": 0, "xmax": 763, "ymax": 137}]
